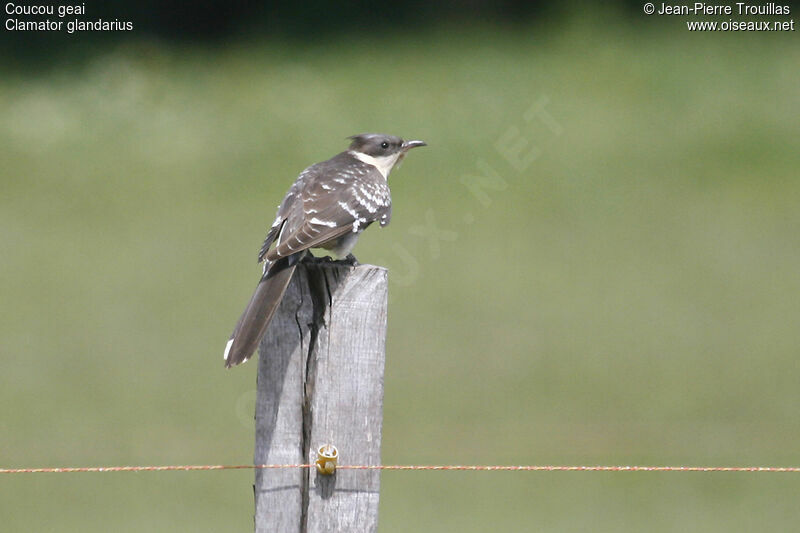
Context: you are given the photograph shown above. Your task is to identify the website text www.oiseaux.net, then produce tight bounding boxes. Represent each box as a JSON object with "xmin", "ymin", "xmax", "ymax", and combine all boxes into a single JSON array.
[{"xmin": 686, "ymin": 18, "xmax": 794, "ymax": 31}]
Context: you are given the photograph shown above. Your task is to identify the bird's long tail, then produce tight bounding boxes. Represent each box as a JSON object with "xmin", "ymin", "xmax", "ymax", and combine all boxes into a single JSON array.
[{"xmin": 223, "ymin": 256, "xmax": 298, "ymax": 368}]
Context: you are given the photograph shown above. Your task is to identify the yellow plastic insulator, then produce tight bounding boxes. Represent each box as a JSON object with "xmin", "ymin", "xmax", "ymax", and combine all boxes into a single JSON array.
[{"xmin": 315, "ymin": 444, "xmax": 339, "ymax": 475}]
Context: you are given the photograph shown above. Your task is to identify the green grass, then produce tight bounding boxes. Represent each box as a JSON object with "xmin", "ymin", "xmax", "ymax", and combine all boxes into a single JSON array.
[{"xmin": 1, "ymin": 18, "xmax": 799, "ymax": 532}]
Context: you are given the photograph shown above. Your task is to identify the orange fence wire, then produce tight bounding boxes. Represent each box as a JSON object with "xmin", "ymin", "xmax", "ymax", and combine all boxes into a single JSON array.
[{"xmin": 2, "ymin": 464, "xmax": 799, "ymax": 474}]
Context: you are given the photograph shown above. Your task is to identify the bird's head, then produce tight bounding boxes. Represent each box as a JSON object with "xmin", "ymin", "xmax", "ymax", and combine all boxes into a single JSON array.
[{"xmin": 347, "ymin": 133, "xmax": 426, "ymax": 178}]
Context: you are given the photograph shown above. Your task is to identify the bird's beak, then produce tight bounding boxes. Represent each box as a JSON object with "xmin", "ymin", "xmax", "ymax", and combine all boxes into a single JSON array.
[{"xmin": 402, "ymin": 140, "xmax": 427, "ymax": 150}]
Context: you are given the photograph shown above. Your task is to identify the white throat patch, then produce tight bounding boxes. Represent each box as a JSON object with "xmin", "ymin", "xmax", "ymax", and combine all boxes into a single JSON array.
[{"xmin": 349, "ymin": 150, "xmax": 402, "ymax": 179}]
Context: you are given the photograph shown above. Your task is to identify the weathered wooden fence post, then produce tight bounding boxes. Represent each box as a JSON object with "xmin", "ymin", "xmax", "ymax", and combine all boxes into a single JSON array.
[{"xmin": 253, "ymin": 261, "xmax": 388, "ymax": 533}]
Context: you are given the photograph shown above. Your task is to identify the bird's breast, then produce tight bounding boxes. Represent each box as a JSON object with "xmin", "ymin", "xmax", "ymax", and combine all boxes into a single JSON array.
[{"xmin": 317, "ymin": 232, "xmax": 361, "ymax": 259}]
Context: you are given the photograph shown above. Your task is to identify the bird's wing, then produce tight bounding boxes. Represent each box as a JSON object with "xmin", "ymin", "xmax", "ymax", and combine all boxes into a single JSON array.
[
  {"xmin": 257, "ymin": 167, "xmax": 314, "ymax": 263},
  {"xmin": 264, "ymin": 155, "xmax": 391, "ymax": 262}
]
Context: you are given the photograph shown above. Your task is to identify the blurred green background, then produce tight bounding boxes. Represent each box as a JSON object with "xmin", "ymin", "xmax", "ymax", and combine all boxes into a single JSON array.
[{"xmin": 2, "ymin": 3, "xmax": 800, "ymax": 532}]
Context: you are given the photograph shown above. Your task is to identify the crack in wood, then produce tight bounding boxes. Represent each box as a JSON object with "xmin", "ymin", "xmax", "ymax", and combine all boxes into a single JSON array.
[{"xmin": 254, "ymin": 264, "xmax": 386, "ymax": 533}]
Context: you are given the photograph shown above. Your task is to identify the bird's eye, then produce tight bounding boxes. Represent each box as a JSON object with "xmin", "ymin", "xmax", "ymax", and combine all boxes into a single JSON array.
[{"xmin": 380, "ymin": 141, "xmax": 389, "ymax": 149}]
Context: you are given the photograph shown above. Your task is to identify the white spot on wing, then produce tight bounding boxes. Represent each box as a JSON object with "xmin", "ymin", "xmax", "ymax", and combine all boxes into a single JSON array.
[
  {"xmin": 352, "ymin": 216, "xmax": 367, "ymax": 232},
  {"xmin": 338, "ymin": 200, "xmax": 360, "ymax": 219},
  {"xmin": 353, "ymin": 190, "xmax": 377, "ymax": 213},
  {"xmin": 310, "ymin": 217, "xmax": 337, "ymax": 227},
  {"xmin": 224, "ymin": 338, "xmax": 234, "ymax": 361}
]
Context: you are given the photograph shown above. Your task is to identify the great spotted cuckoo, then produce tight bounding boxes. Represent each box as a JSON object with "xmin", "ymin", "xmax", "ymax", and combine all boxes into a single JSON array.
[{"xmin": 223, "ymin": 133, "xmax": 426, "ymax": 367}]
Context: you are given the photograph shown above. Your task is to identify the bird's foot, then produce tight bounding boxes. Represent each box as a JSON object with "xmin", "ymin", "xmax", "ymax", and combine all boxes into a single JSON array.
[
  {"xmin": 302, "ymin": 253, "xmax": 334, "ymax": 265},
  {"xmin": 301, "ymin": 253, "xmax": 357, "ymax": 266},
  {"xmin": 341, "ymin": 254, "xmax": 360, "ymax": 266}
]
